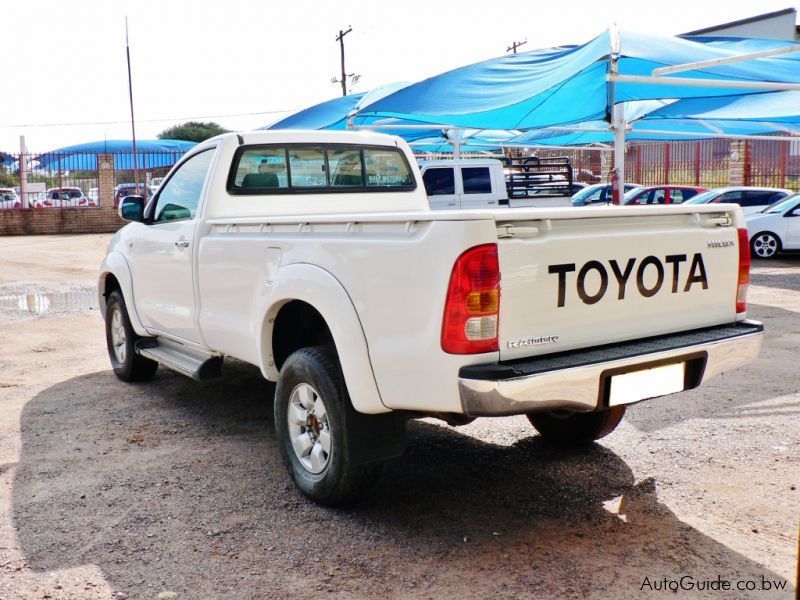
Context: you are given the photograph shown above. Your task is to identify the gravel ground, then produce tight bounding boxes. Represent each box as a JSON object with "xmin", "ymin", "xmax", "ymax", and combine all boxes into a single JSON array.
[{"xmin": 0, "ymin": 234, "xmax": 797, "ymax": 599}]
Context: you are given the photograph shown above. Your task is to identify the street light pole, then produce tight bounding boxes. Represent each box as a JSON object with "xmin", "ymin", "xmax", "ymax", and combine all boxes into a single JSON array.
[
  {"xmin": 336, "ymin": 26, "xmax": 353, "ymax": 96},
  {"xmin": 126, "ymin": 17, "xmax": 139, "ymax": 192}
]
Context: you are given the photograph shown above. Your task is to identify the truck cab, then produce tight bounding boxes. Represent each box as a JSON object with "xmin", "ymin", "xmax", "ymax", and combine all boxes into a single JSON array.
[{"xmin": 418, "ymin": 158, "xmax": 506, "ymax": 209}]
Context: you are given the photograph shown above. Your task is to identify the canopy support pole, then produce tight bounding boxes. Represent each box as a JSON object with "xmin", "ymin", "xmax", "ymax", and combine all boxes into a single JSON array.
[
  {"xmin": 613, "ymin": 104, "xmax": 626, "ymax": 201},
  {"xmin": 451, "ymin": 129, "xmax": 462, "ymax": 159},
  {"xmin": 608, "ymin": 25, "xmax": 624, "ymax": 204},
  {"xmin": 19, "ymin": 136, "xmax": 28, "ymax": 209},
  {"xmin": 609, "ymin": 74, "xmax": 800, "ymax": 91},
  {"xmin": 652, "ymin": 43, "xmax": 800, "ymax": 77}
]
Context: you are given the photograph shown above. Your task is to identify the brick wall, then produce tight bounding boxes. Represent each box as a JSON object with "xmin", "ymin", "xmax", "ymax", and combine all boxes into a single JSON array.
[{"xmin": 0, "ymin": 154, "xmax": 125, "ymax": 236}]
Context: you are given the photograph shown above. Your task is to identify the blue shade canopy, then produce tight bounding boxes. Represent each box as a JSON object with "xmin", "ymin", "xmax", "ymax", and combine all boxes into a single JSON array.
[
  {"xmin": 353, "ymin": 31, "xmax": 800, "ymax": 131},
  {"xmin": 265, "ymin": 93, "xmax": 366, "ymax": 130},
  {"xmin": 36, "ymin": 139, "xmax": 197, "ymax": 171}
]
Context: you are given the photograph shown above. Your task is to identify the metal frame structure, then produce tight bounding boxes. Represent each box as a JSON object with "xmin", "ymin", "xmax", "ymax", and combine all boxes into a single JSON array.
[{"xmin": 348, "ymin": 31, "xmax": 800, "ymax": 200}]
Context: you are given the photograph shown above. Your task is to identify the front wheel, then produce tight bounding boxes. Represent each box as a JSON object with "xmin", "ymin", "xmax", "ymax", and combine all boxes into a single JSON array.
[
  {"xmin": 750, "ymin": 231, "xmax": 781, "ymax": 259},
  {"xmin": 274, "ymin": 346, "xmax": 388, "ymax": 505},
  {"xmin": 105, "ymin": 290, "xmax": 158, "ymax": 382},
  {"xmin": 527, "ymin": 406, "xmax": 626, "ymax": 443}
]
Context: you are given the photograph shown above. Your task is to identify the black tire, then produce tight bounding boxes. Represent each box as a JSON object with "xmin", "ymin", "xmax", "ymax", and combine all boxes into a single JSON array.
[
  {"xmin": 105, "ymin": 289, "xmax": 158, "ymax": 382},
  {"xmin": 274, "ymin": 346, "xmax": 389, "ymax": 505},
  {"xmin": 750, "ymin": 231, "xmax": 781, "ymax": 259},
  {"xmin": 527, "ymin": 406, "xmax": 626, "ymax": 443}
]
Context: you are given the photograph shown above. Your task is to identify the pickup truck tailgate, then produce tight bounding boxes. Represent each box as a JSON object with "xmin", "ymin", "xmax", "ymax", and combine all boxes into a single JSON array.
[{"xmin": 495, "ymin": 208, "xmax": 741, "ymax": 361}]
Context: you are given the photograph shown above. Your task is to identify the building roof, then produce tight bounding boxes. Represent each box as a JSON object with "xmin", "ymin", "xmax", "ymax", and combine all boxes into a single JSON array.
[{"xmin": 682, "ymin": 7, "xmax": 797, "ymax": 36}]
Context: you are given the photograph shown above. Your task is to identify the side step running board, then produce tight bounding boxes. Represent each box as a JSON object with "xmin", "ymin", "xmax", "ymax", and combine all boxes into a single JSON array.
[{"xmin": 135, "ymin": 339, "xmax": 223, "ymax": 381}]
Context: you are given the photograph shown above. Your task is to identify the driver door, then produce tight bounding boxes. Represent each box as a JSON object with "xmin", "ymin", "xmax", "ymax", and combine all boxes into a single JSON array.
[
  {"xmin": 786, "ymin": 202, "xmax": 800, "ymax": 249},
  {"xmin": 128, "ymin": 148, "xmax": 215, "ymax": 343}
]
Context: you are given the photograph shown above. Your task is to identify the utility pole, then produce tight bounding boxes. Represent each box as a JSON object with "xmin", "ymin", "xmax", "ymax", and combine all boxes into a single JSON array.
[
  {"xmin": 335, "ymin": 26, "xmax": 353, "ymax": 96},
  {"xmin": 506, "ymin": 39, "xmax": 527, "ymax": 54}
]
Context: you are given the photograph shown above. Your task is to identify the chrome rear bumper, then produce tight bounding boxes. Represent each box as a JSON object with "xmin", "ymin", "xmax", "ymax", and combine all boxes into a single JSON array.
[{"xmin": 458, "ymin": 321, "xmax": 763, "ymax": 417}]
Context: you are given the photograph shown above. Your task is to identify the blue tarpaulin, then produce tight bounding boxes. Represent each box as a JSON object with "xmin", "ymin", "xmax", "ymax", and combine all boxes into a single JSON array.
[
  {"xmin": 265, "ymin": 93, "xmax": 366, "ymax": 130},
  {"xmin": 352, "ymin": 31, "xmax": 800, "ymax": 131},
  {"xmin": 36, "ymin": 139, "xmax": 197, "ymax": 171},
  {"xmin": 265, "ymin": 31, "xmax": 800, "ymax": 151}
]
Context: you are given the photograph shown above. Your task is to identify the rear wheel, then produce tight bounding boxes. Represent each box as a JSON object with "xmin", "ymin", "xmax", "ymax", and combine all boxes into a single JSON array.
[
  {"xmin": 527, "ymin": 406, "xmax": 626, "ymax": 443},
  {"xmin": 105, "ymin": 290, "xmax": 158, "ymax": 382},
  {"xmin": 750, "ymin": 232, "xmax": 781, "ymax": 259},
  {"xmin": 274, "ymin": 346, "xmax": 390, "ymax": 505}
]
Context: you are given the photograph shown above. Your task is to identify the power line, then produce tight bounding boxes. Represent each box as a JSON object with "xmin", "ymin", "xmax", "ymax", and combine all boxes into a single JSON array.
[{"xmin": 1, "ymin": 108, "xmax": 298, "ymax": 129}]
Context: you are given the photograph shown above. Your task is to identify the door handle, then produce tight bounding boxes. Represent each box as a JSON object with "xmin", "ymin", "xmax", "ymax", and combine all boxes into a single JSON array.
[{"xmin": 175, "ymin": 240, "xmax": 190, "ymax": 248}]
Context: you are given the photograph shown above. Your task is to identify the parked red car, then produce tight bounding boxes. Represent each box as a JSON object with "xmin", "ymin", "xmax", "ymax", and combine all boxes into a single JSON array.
[{"xmin": 624, "ymin": 185, "xmax": 707, "ymax": 205}]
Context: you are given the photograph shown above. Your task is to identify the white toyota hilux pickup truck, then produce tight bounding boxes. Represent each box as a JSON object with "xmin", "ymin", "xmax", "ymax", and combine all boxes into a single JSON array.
[{"xmin": 99, "ymin": 130, "xmax": 763, "ymax": 505}]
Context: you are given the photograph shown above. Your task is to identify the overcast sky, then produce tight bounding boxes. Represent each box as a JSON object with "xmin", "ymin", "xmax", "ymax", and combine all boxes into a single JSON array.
[{"xmin": 3, "ymin": 0, "xmax": 798, "ymax": 151}]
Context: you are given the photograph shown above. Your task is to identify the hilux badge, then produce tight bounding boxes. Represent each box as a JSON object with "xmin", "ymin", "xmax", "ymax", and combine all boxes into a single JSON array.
[{"xmin": 708, "ymin": 239, "xmax": 735, "ymax": 248}]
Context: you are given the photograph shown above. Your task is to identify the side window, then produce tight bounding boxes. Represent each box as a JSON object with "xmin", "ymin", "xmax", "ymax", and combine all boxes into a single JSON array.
[
  {"xmin": 423, "ymin": 168, "xmax": 455, "ymax": 196},
  {"xmin": 741, "ymin": 190, "xmax": 778, "ymax": 207},
  {"xmin": 653, "ymin": 189, "xmax": 666, "ymax": 204},
  {"xmin": 671, "ymin": 189, "xmax": 685, "ymax": 203},
  {"xmin": 714, "ymin": 191, "xmax": 744, "ymax": 203},
  {"xmin": 153, "ymin": 149, "xmax": 214, "ymax": 222},
  {"xmin": 769, "ymin": 192, "xmax": 789, "ymax": 204},
  {"xmin": 288, "ymin": 148, "xmax": 326, "ymax": 188},
  {"xmin": 328, "ymin": 148, "xmax": 363, "ymax": 187},
  {"xmin": 462, "ymin": 167, "xmax": 492, "ymax": 194}
]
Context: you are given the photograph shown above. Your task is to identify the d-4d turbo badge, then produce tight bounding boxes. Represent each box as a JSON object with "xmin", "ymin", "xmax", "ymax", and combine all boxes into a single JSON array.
[{"xmin": 507, "ymin": 335, "xmax": 560, "ymax": 349}]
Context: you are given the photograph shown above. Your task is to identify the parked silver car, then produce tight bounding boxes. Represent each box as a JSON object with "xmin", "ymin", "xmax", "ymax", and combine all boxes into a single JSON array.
[{"xmin": 683, "ymin": 186, "xmax": 793, "ymax": 215}]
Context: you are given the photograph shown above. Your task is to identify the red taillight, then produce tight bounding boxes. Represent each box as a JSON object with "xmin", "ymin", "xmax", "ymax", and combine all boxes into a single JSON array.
[
  {"xmin": 737, "ymin": 228, "xmax": 750, "ymax": 314},
  {"xmin": 442, "ymin": 244, "xmax": 500, "ymax": 354}
]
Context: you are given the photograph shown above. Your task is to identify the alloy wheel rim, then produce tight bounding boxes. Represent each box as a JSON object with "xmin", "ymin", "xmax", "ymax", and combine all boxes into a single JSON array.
[
  {"xmin": 110, "ymin": 306, "xmax": 127, "ymax": 364},
  {"xmin": 287, "ymin": 383, "xmax": 331, "ymax": 474},
  {"xmin": 754, "ymin": 234, "xmax": 777, "ymax": 258}
]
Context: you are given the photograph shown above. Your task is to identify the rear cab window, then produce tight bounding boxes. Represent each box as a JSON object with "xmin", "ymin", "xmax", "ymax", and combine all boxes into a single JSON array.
[{"xmin": 228, "ymin": 144, "xmax": 415, "ymax": 194}]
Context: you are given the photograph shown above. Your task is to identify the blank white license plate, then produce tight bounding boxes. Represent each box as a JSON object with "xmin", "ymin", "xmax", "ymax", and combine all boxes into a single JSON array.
[{"xmin": 608, "ymin": 363, "xmax": 685, "ymax": 407}]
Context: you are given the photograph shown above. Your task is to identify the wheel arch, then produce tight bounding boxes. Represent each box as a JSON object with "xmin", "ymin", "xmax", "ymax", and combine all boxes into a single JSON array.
[
  {"xmin": 257, "ymin": 263, "xmax": 387, "ymax": 415},
  {"xmin": 98, "ymin": 251, "xmax": 147, "ymax": 334}
]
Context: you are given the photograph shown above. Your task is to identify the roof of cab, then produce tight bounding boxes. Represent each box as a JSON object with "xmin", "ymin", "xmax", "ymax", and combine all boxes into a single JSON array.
[{"xmin": 219, "ymin": 129, "xmax": 409, "ymax": 148}]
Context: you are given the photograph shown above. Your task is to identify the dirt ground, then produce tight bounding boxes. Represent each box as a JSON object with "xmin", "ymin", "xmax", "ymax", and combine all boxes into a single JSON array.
[{"xmin": 0, "ymin": 233, "xmax": 797, "ymax": 599}]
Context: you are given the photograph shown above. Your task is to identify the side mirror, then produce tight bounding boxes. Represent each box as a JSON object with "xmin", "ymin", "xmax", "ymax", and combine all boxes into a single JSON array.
[{"xmin": 119, "ymin": 195, "xmax": 145, "ymax": 222}]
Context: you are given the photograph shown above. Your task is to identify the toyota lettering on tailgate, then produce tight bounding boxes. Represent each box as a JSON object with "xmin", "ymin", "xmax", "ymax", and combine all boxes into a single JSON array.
[{"xmin": 548, "ymin": 253, "xmax": 708, "ymax": 307}]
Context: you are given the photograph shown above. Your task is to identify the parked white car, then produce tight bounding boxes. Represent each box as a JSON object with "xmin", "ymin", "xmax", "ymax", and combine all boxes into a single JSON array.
[
  {"xmin": 36, "ymin": 187, "xmax": 97, "ymax": 208},
  {"xmin": 685, "ymin": 186, "xmax": 793, "ymax": 215},
  {"xmin": 746, "ymin": 193, "xmax": 800, "ymax": 258},
  {"xmin": 0, "ymin": 188, "xmax": 21, "ymax": 209}
]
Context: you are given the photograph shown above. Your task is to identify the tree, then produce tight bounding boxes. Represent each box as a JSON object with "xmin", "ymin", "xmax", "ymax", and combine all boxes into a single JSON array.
[{"xmin": 157, "ymin": 121, "xmax": 229, "ymax": 143}]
